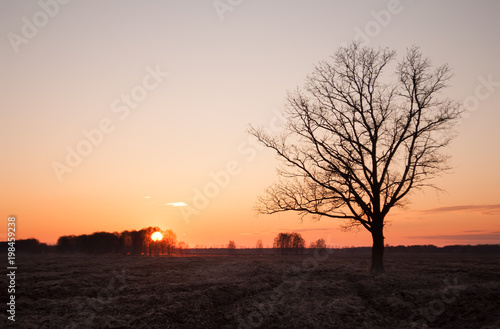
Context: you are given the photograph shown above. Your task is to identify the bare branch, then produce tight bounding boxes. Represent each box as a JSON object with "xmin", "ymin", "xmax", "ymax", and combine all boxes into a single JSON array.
[{"xmin": 250, "ymin": 42, "xmax": 461, "ymax": 239}]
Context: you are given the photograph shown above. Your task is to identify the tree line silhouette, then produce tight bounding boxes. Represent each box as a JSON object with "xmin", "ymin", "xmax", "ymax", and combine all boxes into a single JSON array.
[
  {"xmin": 56, "ymin": 227, "xmax": 178, "ymax": 255},
  {"xmin": 273, "ymin": 232, "xmax": 306, "ymax": 255},
  {"xmin": 1, "ymin": 229, "xmax": 499, "ymax": 255}
]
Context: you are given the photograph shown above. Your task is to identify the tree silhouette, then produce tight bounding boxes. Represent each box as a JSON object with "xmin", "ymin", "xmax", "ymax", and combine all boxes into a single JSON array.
[
  {"xmin": 55, "ymin": 227, "xmax": 177, "ymax": 255},
  {"xmin": 309, "ymin": 238, "xmax": 327, "ymax": 249},
  {"xmin": 177, "ymin": 241, "xmax": 188, "ymax": 256},
  {"xmin": 57, "ymin": 235, "xmax": 75, "ymax": 253},
  {"xmin": 121, "ymin": 230, "xmax": 133, "ymax": 254},
  {"xmin": 160, "ymin": 229, "xmax": 177, "ymax": 255},
  {"xmin": 273, "ymin": 232, "xmax": 305, "ymax": 255},
  {"xmin": 256, "ymin": 239, "xmax": 264, "ymax": 255},
  {"xmin": 227, "ymin": 240, "xmax": 237, "ymax": 255},
  {"xmin": 143, "ymin": 226, "xmax": 160, "ymax": 255},
  {"xmin": 251, "ymin": 43, "xmax": 461, "ymax": 273},
  {"xmin": 130, "ymin": 230, "xmax": 144, "ymax": 255}
]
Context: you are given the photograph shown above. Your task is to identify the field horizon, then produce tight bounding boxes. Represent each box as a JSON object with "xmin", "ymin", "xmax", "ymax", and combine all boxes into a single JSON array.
[{"xmin": 3, "ymin": 237, "xmax": 500, "ymax": 256}]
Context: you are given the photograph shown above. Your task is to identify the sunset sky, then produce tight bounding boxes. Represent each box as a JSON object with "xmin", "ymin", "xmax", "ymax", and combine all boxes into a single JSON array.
[{"xmin": 1, "ymin": 0, "xmax": 499, "ymax": 248}]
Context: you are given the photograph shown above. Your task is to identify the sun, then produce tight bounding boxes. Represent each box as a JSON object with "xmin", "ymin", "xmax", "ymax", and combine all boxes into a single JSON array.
[{"xmin": 151, "ymin": 231, "xmax": 163, "ymax": 241}]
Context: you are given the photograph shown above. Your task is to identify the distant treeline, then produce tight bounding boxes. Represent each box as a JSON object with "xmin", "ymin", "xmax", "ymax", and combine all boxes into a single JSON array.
[
  {"xmin": 0, "ymin": 227, "xmax": 181, "ymax": 255},
  {"xmin": 1, "ymin": 236, "xmax": 499, "ymax": 255},
  {"xmin": 56, "ymin": 227, "xmax": 178, "ymax": 255},
  {"xmin": 173, "ymin": 244, "xmax": 500, "ymax": 256},
  {"xmin": 1, "ymin": 238, "xmax": 53, "ymax": 253},
  {"xmin": 386, "ymin": 244, "xmax": 500, "ymax": 254}
]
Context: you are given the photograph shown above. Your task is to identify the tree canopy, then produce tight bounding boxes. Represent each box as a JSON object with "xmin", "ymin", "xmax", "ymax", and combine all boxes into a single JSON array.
[{"xmin": 251, "ymin": 43, "xmax": 461, "ymax": 273}]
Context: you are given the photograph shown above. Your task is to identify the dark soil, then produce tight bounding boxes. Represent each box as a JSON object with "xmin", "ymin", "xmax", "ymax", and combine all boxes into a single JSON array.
[{"xmin": 1, "ymin": 253, "xmax": 499, "ymax": 328}]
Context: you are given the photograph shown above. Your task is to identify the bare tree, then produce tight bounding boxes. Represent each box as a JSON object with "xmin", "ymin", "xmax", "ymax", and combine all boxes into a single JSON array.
[
  {"xmin": 177, "ymin": 241, "xmax": 188, "ymax": 256},
  {"xmin": 251, "ymin": 43, "xmax": 461, "ymax": 273},
  {"xmin": 227, "ymin": 240, "xmax": 236, "ymax": 253},
  {"xmin": 143, "ymin": 226, "xmax": 161, "ymax": 255},
  {"xmin": 160, "ymin": 229, "xmax": 177, "ymax": 256},
  {"xmin": 309, "ymin": 238, "xmax": 327, "ymax": 249},
  {"xmin": 256, "ymin": 239, "xmax": 264, "ymax": 255},
  {"xmin": 273, "ymin": 232, "xmax": 305, "ymax": 255}
]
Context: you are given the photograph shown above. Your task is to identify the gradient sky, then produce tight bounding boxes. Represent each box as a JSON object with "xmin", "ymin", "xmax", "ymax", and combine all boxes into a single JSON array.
[{"xmin": 1, "ymin": 0, "xmax": 499, "ymax": 247}]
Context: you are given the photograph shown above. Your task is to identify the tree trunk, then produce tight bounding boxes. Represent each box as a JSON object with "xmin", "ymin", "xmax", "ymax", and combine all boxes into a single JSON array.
[{"xmin": 370, "ymin": 225, "xmax": 385, "ymax": 274}]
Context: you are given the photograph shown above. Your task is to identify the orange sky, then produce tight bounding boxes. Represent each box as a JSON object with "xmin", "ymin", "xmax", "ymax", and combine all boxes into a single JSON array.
[{"xmin": 1, "ymin": 1, "xmax": 499, "ymax": 248}]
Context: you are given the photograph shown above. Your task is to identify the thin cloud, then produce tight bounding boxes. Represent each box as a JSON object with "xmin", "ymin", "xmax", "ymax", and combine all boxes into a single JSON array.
[
  {"xmin": 166, "ymin": 202, "xmax": 188, "ymax": 207},
  {"xmin": 420, "ymin": 204, "xmax": 500, "ymax": 215}
]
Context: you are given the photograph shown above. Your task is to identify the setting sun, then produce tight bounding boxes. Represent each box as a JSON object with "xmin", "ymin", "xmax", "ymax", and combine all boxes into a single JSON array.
[{"xmin": 151, "ymin": 232, "xmax": 163, "ymax": 241}]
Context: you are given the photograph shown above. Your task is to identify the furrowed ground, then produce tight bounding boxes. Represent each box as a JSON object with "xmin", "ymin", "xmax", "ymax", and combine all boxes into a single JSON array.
[{"xmin": 1, "ymin": 253, "xmax": 499, "ymax": 328}]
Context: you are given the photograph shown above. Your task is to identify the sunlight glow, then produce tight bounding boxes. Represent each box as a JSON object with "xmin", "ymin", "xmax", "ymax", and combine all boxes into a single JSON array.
[{"xmin": 151, "ymin": 231, "xmax": 163, "ymax": 241}]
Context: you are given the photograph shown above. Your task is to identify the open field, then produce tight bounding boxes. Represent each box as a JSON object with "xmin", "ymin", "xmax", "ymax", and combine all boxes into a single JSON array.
[{"xmin": 1, "ymin": 253, "xmax": 500, "ymax": 328}]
